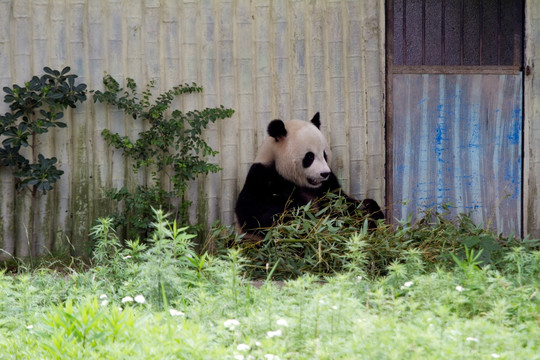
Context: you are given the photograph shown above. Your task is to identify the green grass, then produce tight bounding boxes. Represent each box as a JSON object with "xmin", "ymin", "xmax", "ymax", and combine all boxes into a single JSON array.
[{"xmin": 0, "ymin": 208, "xmax": 538, "ymax": 359}]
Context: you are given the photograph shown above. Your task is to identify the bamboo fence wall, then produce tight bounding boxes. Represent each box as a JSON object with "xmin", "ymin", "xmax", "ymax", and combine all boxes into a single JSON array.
[{"xmin": 0, "ymin": 0, "xmax": 386, "ymax": 257}]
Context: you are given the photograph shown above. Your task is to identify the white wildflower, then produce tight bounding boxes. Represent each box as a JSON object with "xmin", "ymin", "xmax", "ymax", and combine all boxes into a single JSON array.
[
  {"xmin": 266, "ymin": 329, "xmax": 282, "ymax": 338},
  {"xmin": 264, "ymin": 355, "xmax": 281, "ymax": 360},
  {"xmin": 276, "ymin": 319, "xmax": 289, "ymax": 327},
  {"xmin": 331, "ymin": 305, "xmax": 339, "ymax": 310},
  {"xmin": 122, "ymin": 255, "xmax": 132, "ymax": 259},
  {"xmin": 100, "ymin": 300, "xmax": 109, "ymax": 306},
  {"xmin": 466, "ymin": 337, "xmax": 479, "ymax": 342},
  {"xmin": 401, "ymin": 281, "xmax": 414, "ymax": 289},
  {"xmin": 456, "ymin": 285, "xmax": 464, "ymax": 292},
  {"xmin": 26, "ymin": 325, "xmax": 33, "ymax": 330},
  {"xmin": 134, "ymin": 294, "xmax": 146, "ymax": 304},
  {"xmin": 234, "ymin": 355, "xmax": 244, "ymax": 360},
  {"xmin": 99, "ymin": 294, "xmax": 107, "ymax": 299},
  {"xmin": 122, "ymin": 296, "xmax": 134, "ymax": 303},
  {"xmin": 356, "ymin": 275, "xmax": 363, "ymax": 282},
  {"xmin": 224, "ymin": 319, "xmax": 240, "ymax": 330},
  {"xmin": 169, "ymin": 309, "xmax": 185, "ymax": 317},
  {"xmin": 255, "ymin": 341, "xmax": 262, "ymax": 347},
  {"xmin": 237, "ymin": 343, "xmax": 250, "ymax": 351},
  {"xmin": 491, "ymin": 354, "xmax": 500, "ymax": 358}
]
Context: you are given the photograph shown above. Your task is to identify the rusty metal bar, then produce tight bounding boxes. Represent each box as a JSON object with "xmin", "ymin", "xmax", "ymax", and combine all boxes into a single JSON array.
[{"xmin": 393, "ymin": 65, "xmax": 521, "ymax": 75}]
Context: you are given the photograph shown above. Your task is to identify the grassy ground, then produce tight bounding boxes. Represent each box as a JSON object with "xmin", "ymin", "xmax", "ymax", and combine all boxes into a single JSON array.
[{"xmin": 0, "ymin": 210, "xmax": 538, "ymax": 359}]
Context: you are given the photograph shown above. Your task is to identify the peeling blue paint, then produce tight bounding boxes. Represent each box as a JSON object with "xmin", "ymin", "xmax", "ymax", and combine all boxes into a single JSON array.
[
  {"xmin": 393, "ymin": 74, "xmax": 522, "ymax": 236},
  {"xmin": 508, "ymin": 111, "xmax": 522, "ymax": 145}
]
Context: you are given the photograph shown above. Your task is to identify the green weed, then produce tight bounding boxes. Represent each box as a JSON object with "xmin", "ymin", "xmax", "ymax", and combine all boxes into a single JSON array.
[{"xmin": 0, "ymin": 207, "xmax": 538, "ymax": 359}]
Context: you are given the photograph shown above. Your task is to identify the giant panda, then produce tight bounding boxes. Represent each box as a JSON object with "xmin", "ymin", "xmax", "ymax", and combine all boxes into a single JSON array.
[{"xmin": 235, "ymin": 112, "xmax": 384, "ymax": 237}]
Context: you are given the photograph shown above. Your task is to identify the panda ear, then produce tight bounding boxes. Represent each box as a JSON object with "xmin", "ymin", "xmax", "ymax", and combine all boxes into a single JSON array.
[
  {"xmin": 310, "ymin": 112, "xmax": 321, "ymax": 129},
  {"xmin": 268, "ymin": 119, "xmax": 287, "ymax": 141}
]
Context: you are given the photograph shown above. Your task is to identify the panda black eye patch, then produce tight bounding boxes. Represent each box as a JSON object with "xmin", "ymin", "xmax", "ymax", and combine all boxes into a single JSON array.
[{"xmin": 303, "ymin": 152, "xmax": 315, "ymax": 168}]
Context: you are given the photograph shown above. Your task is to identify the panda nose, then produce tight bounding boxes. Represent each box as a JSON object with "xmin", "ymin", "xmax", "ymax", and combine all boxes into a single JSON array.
[{"xmin": 320, "ymin": 172, "xmax": 330, "ymax": 179}]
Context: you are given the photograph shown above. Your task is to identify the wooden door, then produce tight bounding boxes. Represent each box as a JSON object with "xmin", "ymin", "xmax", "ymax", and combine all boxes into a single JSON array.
[{"xmin": 386, "ymin": 0, "xmax": 524, "ymax": 236}]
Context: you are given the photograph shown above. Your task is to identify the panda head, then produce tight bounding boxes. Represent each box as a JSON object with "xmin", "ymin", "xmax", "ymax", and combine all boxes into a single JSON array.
[{"xmin": 258, "ymin": 113, "xmax": 332, "ymax": 189}]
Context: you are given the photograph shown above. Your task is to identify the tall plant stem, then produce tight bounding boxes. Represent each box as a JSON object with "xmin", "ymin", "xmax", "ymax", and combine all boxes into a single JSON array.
[{"xmin": 31, "ymin": 130, "xmax": 38, "ymax": 258}]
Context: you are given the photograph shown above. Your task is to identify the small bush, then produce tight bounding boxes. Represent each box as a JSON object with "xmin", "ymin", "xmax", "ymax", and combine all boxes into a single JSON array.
[
  {"xmin": 92, "ymin": 76, "xmax": 234, "ymax": 240},
  {"xmin": 0, "ymin": 66, "xmax": 87, "ymax": 256},
  {"xmin": 89, "ymin": 208, "xmax": 234, "ymax": 309}
]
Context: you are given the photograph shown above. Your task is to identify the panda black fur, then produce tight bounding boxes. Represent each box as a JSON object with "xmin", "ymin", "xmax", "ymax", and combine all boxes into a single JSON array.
[{"xmin": 235, "ymin": 113, "xmax": 384, "ymax": 237}]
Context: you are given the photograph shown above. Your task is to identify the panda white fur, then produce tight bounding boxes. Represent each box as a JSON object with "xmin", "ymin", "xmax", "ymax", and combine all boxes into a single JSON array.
[{"xmin": 235, "ymin": 113, "xmax": 383, "ymax": 237}]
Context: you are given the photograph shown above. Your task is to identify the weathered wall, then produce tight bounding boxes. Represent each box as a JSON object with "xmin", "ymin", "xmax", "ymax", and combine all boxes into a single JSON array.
[
  {"xmin": 392, "ymin": 74, "xmax": 523, "ymax": 237},
  {"xmin": 525, "ymin": 0, "xmax": 540, "ymax": 238},
  {"xmin": 0, "ymin": 0, "xmax": 386, "ymax": 258}
]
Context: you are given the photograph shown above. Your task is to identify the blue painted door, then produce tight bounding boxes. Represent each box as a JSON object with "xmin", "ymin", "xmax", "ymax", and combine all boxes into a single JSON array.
[
  {"xmin": 388, "ymin": 0, "xmax": 524, "ymax": 236},
  {"xmin": 392, "ymin": 74, "xmax": 522, "ymax": 235}
]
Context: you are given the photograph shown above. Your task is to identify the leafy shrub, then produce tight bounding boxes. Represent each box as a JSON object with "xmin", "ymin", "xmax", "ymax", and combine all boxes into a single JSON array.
[
  {"xmin": 92, "ymin": 76, "xmax": 234, "ymax": 239},
  {"xmin": 0, "ymin": 66, "xmax": 87, "ymax": 255},
  {"xmin": 0, "ymin": 66, "xmax": 87, "ymax": 192}
]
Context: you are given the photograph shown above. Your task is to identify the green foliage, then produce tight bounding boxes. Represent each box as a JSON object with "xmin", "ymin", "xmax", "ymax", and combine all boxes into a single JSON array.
[
  {"xmin": 0, "ymin": 211, "xmax": 539, "ymax": 359},
  {"xmin": 503, "ymin": 246, "xmax": 540, "ymax": 286},
  {"xmin": 451, "ymin": 246, "xmax": 484, "ymax": 280},
  {"xmin": 92, "ymin": 75, "xmax": 234, "ymax": 239},
  {"xmin": 218, "ymin": 193, "xmax": 388, "ymax": 279},
  {"xmin": 211, "ymin": 194, "xmax": 540, "ymax": 280},
  {"xmin": 0, "ymin": 242, "xmax": 539, "ymax": 358},
  {"xmin": 90, "ymin": 208, "xmax": 227, "ymax": 309},
  {"xmin": 0, "ymin": 66, "xmax": 87, "ymax": 194}
]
